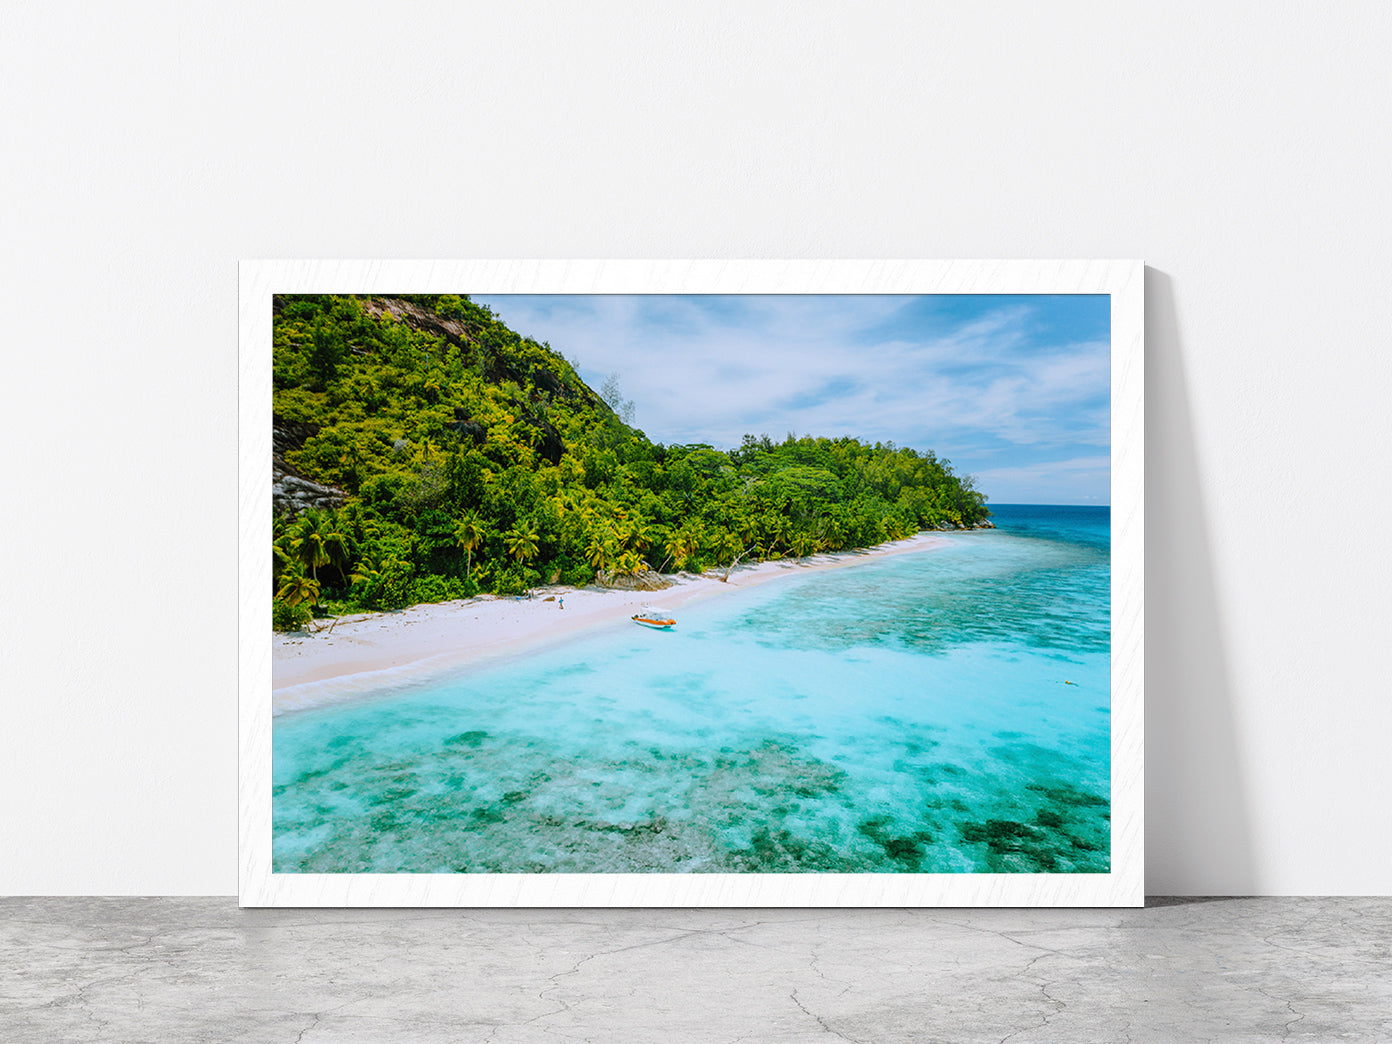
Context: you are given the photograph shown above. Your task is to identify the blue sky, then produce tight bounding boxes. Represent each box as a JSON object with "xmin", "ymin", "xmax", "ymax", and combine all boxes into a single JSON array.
[{"xmin": 473, "ymin": 294, "xmax": 1110, "ymax": 505}]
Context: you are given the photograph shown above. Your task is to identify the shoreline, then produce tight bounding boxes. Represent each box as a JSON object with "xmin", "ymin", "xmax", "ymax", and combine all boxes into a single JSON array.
[{"xmin": 272, "ymin": 530, "xmax": 956, "ymax": 716}]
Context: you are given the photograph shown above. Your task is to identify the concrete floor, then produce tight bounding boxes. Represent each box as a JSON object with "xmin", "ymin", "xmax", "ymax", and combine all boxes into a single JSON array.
[{"xmin": 2, "ymin": 897, "xmax": 1389, "ymax": 1042}]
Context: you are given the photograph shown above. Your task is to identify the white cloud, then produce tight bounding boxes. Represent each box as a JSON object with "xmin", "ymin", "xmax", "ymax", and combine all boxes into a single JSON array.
[
  {"xmin": 970, "ymin": 456, "xmax": 1112, "ymax": 505},
  {"xmin": 475, "ymin": 294, "xmax": 1110, "ymax": 503}
]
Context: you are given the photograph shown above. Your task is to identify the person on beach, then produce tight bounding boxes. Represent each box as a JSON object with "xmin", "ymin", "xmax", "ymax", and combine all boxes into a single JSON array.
[{"xmin": 559, "ymin": 596, "xmax": 564, "ymax": 610}]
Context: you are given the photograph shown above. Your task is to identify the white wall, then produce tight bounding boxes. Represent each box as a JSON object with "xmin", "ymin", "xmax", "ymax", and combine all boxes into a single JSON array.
[{"xmin": 2, "ymin": 2, "xmax": 1388, "ymax": 896}]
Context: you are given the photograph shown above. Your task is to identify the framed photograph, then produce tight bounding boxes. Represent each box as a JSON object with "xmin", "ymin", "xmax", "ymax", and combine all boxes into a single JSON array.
[{"xmin": 239, "ymin": 260, "xmax": 1143, "ymax": 906}]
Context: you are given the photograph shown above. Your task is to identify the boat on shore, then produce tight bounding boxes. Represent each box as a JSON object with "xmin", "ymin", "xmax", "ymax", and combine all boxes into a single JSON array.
[{"xmin": 631, "ymin": 607, "xmax": 676, "ymax": 630}]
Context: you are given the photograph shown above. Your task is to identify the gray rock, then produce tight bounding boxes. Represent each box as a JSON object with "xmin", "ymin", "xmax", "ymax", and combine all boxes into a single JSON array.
[{"xmin": 272, "ymin": 469, "xmax": 344, "ymax": 518}]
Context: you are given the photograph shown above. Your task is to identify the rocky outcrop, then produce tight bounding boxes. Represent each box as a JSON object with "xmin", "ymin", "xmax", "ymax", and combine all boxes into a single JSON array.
[
  {"xmin": 360, "ymin": 297, "xmax": 477, "ymax": 353},
  {"xmin": 274, "ymin": 472, "xmax": 345, "ymax": 517},
  {"xmin": 272, "ymin": 417, "xmax": 318, "ymax": 475},
  {"xmin": 359, "ymin": 296, "xmax": 606, "ymax": 414},
  {"xmin": 272, "ymin": 413, "xmax": 345, "ymax": 517}
]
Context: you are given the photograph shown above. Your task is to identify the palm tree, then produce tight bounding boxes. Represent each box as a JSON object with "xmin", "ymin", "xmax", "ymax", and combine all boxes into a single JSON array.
[
  {"xmin": 503, "ymin": 524, "xmax": 539, "ymax": 565},
  {"xmin": 276, "ymin": 567, "xmax": 320, "ymax": 609},
  {"xmin": 689, "ymin": 523, "xmax": 708, "ymax": 561},
  {"xmin": 349, "ymin": 554, "xmax": 382, "ymax": 592},
  {"xmin": 760, "ymin": 512, "xmax": 788, "ymax": 555},
  {"xmin": 290, "ymin": 511, "xmax": 328, "ymax": 582},
  {"xmin": 585, "ymin": 526, "xmax": 614, "ymax": 573},
  {"xmin": 666, "ymin": 529, "xmax": 696, "ymax": 572},
  {"xmin": 272, "ymin": 542, "xmax": 291, "ymax": 593},
  {"xmin": 349, "ymin": 552, "xmax": 411, "ymax": 611},
  {"xmin": 321, "ymin": 513, "xmax": 351, "ymax": 582},
  {"xmin": 821, "ymin": 515, "xmax": 846, "ymax": 552},
  {"xmin": 618, "ymin": 518, "xmax": 652, "ymax": 556},
  {"xmin": 454, "ymin": 511, "xmax": 486, "ymax": 580}
]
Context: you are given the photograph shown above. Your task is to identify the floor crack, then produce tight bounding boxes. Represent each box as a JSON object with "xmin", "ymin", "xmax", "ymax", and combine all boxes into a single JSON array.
[
  {"xmin": 292, "ymin": 1012, "xmax": 322, "ymax": 1044},
  {"xmin": 789, "ymin": 988, "xmax": 862, "ymax": 1043}
]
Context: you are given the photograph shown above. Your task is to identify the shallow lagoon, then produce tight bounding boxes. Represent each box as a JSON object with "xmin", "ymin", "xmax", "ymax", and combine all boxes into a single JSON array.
[{"xmin": 274, "ymin": 505, "xmax": 1110, "ymax": 874}]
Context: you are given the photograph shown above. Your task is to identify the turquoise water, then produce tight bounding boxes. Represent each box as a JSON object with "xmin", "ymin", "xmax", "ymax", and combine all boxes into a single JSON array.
[{"xmin": 273, "ymin": 504, "xmax": 1111, "ymax": 874}]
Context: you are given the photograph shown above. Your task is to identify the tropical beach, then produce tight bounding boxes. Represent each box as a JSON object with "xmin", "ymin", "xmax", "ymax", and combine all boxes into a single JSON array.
[
  {"xmin": 272, "ymin": 506, "xmax": 1111, "ymax": 875},
  {"xmin": 268, "ymin": 293, "xmax": 1113, "ymax": 876},
  {"xmin": 273, "ymin": 532, "xmax": 949, "ymax": 714}
]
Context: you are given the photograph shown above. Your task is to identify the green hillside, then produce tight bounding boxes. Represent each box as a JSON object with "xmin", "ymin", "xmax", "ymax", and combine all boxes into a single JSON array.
[{"xmin": 271, "ymin": 294, "xmax": 989, "ymax": 629}]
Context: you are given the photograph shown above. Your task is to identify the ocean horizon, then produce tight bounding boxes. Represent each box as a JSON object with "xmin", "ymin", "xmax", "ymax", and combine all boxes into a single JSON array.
[{"xmin": 273, "ymin": 503, "xmax": 1111, "ymax": 875}]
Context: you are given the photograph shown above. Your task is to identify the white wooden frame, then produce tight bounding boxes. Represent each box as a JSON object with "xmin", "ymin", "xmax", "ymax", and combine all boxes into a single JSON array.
[{"xmin": 239, "ymin": 259, "xmax": 1143, "ymax": 906}]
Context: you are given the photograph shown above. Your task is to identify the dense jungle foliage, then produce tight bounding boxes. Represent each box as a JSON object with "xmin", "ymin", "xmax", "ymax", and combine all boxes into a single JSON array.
[{"xmin": 272, "ymin": 294, "xmax": 989, "ymax": 629}]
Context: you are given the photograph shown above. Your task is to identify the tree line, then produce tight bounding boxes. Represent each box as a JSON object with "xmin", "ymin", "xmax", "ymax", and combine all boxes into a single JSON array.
[{"xmin": 272, "ymin": 294, "xmax": 990, "ymax": 629}]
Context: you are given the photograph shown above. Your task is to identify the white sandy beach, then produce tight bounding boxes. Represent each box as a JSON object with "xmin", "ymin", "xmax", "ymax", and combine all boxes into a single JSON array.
[{"xmin": 272, "ymin": 531, "xmax": 953, "ymax": 715}]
